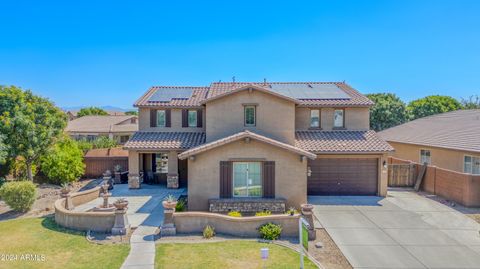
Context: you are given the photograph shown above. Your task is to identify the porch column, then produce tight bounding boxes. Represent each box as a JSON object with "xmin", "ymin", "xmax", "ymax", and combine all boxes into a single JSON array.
[
  {"xmin": 128, "ymin": 150, "xmax": 141, "ymax": 189},
  {"xmin": 167, "ymin": 151, "xmax": 179, "ymax": 189}
]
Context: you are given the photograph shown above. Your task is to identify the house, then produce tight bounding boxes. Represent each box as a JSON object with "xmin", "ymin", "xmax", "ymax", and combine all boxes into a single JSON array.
[
  {"xmin": 66, "ymin": 115, "xmax": 138, "ymax": 144},
  {"xmin": 66, "ymin": 110, "xmax": 127, "ymax": 121},
  {"xmin": 379, "ymin": 109, "xmax": 480, "ymax": 175},
  {"xmin": 124, "ymin": 82, "xmax": 393, "ymax": 211}
]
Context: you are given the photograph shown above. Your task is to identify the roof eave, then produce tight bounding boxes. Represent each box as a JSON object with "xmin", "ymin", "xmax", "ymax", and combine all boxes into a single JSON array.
[{"xmin": 200, "ymin": 84, "xmax": 301, "ymax": 105}]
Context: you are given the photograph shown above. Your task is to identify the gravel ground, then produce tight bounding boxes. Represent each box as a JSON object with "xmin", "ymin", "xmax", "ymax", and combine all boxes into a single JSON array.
[
  {"xmin": 0, "ymin": 178, "xmax": 102, "ymax": 221},
  {"xmin": 308, "ymin": 229, "xmax": 352, "ymax": 269}
]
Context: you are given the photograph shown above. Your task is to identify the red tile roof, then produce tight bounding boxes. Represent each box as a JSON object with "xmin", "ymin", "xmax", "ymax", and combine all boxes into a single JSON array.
[
  {"xmin": 295, "ymin": 130, "xmax": 394, "ymax": 154},
  {"xmin": 123, "ymin": 132, "xmax": 205, "ymax": 150},
  {"xmin": 134, "ymin": 82, "xmax": 373, "ymax": 108}
]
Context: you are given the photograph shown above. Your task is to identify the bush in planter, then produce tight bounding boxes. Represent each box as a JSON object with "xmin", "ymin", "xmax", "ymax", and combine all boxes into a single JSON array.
[
  {"xmin": 0, "ymin": 181, "xmax": 37, "ymax": 212},
  {"xmin": 203, "ymin": 225, "xmax": 215, "ymax": 239},
  {"xmin": 227, "ymin": 211, "xmax": 242, "ymax": 217},
  {"xmin": 255, "ymin": 210, "xmax": 272, "ymax": 216},
  {"xmin": 258, "ymin": 223, "xmax": 282, "ymax": 240},
  {"xmin": 175, "ymin": 199, "xmax": 187, "ymax": 212}
]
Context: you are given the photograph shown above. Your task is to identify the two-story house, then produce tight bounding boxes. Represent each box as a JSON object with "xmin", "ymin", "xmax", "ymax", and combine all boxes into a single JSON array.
[{"xmin": 124, "ymin": 82, "xmax": 393, "ymax": 211}]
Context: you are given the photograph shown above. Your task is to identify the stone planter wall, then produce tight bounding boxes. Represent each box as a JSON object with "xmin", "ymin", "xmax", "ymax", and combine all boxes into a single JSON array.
[{"xmin": 208, "ymin": 198, "xmax": 286, "ymax": 213}]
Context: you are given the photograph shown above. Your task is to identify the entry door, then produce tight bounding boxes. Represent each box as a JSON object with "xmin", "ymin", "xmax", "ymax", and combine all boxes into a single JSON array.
[{"xmin": 233, "ymin": 162, "xmax": 261, "ymax": 197}]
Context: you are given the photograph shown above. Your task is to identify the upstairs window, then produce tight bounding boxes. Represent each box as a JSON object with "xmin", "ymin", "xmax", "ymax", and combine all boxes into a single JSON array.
[
  {"xmin": 464, "ymin": 156, "xmax": 480, "ymax": 175},
  {"xmin": 310, "ymin": 109, "xmax": 320, "ymax": 128},
  {"xmin": 420, "ymin": 149, "xmax": 431, "ymax": 164},
  {"xmin": 333, "ymin": 109, "xmax": 345, "ymax": 128},
  {"xmin": 244, "ymin": 106, "xmax": 256, "ymax": 126},
  {"xmin": 188, "ymin": 110, "xmax": 197, "ymax": 127},
  {"xmin": 157, "ymin": 110, "xmax": 166, "ymax": 127}
]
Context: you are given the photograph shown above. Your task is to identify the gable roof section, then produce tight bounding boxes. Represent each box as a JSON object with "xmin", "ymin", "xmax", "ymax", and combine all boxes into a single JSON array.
[
  {"xmin": 199, "ymin": 84, "xmax": 301, "ymax": 104},
  {"xmin": 178, "ymin": 130, "xmax": 317, "ymax": 160},
  {"xmin": 379, "ymin": 109, "xmax": 480, "ymax": 153},
  {"xmin": 123, "ymin": 132, "xmax": 205, "ymax": 150},
  {"xmin": 295, "ymin": 130, "xmax": 394, "ymax": 154},
  {"xmin": 65, "ymin": 115, "xmax": 138, "ymax": 133},
  {"xmin": 134, "ymin": 86, "xmax": 209, "ymax": 108}
]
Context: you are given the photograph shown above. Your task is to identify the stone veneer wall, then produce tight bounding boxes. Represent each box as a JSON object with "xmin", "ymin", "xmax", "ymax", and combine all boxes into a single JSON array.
[
  {"xmin": 208, "ymin": 198, "xmax": 286, "ymax": 213},
  {"xmin": 174, "ymin": 211, "xmax": 300, "ymax": 237}
]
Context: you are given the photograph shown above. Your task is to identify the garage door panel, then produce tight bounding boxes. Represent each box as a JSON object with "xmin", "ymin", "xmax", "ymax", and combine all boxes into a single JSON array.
[{"xmin": 308, "ymin": 158, "xmax": 378, "ymax": 195}]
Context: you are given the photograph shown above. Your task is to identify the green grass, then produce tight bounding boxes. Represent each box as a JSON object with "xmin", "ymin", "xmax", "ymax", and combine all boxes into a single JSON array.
[
  {"xmin": 155, "ymin": 240, "xmax": 317, "ymax": 269},
  {"xmin": 0, "ymin": 217, "xmax": 130, "ymax": 269}
]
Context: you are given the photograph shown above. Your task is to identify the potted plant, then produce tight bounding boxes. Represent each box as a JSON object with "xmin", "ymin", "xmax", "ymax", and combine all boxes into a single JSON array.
[
  {"xmin": 113, "ymin": 198, "xmax": 129, "ymax": 210},
  {"xmin": 162, "ymin": 194, "xmax": 178, "ymax": 209},
  {"xmin": 60, "ymin": 183, "xmax": 71, "ymax": 195}
]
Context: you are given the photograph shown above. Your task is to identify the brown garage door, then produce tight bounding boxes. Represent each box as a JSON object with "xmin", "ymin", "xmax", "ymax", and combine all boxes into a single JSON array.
[{"xmin": 308, "ymin": 158, "xmax": 378, "ymax": 195}]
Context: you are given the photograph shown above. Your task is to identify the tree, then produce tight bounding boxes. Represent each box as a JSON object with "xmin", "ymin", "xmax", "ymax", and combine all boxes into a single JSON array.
[
  {"xmin": 407, "ymin": 95, "xmax": 462, "ymax": 120},
  {"xmin": 461, "ymin": 95, "xmax": 480, "ymax": 109},
  {"xmin": 0, "ymin": 135, "xmax": 6, "ymax": 164},
  {"xmin": 92, "ymin": 136, "xmax": 118, "ymax": 149},
  {"xmin": 40, "ymin": 136, "xmax": 85, "ymax": 184},
  {"xmin": 0, "ymin": 86, "xmax": 67, "ymax": 180},
  {"xmin": 366, "ymin": 93, "xmax": 409, "ymax": 131},
  {"xmin": 77, "ymin": 106, "xmax": 108, "ymax": 117},
  {"xmin": 125, "ymin": 110, "xmax": 138, "ymax": 116}
]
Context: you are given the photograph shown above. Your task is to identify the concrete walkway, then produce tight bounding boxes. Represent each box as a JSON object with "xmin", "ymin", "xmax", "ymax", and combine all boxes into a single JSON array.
[
  {"xmin": 309, "ymin": 189, "xmax": 480, "ymax": 269},
  {"xmin": 82, "ymin": 184, "xmax": 184, "ymax": 269}
]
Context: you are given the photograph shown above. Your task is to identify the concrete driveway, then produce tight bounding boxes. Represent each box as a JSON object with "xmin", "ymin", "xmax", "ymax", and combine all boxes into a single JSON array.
[{"xmin": 309, "ymin": 189, "xmax": 480, "ymax": 269}]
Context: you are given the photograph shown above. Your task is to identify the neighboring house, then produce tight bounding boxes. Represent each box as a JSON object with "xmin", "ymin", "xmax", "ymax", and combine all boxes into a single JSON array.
[
  {"xmin": 66, "ymin": 110, "xmax": 126, "ymax": 121},
  {"xmin": 379, "ymin": 109, "xmax": 480, "ymax": 175},
  {"xmin": 124, "ymin": 82, "xmax": 393, "ymax": 211},
  {"xmin": 66, "ymin": 115, "xmax": 138, "ymax": 144}
]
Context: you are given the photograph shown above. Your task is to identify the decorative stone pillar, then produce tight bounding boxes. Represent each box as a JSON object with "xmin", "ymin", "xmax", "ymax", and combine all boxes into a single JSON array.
[
  {"xmin": 167, "ymin": 174, "xmax": 179, "ymax": 189},
  {"xmin": 111, "ymin": 208, "xmax": 130, "ymax": 235},
  {"xmin": 62, "ymin": 193, "xmax": 74, "ymax": 210},
  {"xmin": 160, "ymin": 208, "xmax": 176, "ymax": 236},
  {"xmin": 128, "ymin": 174, "xmax": 141, "ymax": 189},
  {"xmin": 301, "ymin": 203, "xmax": 316, "ymax": 240}
]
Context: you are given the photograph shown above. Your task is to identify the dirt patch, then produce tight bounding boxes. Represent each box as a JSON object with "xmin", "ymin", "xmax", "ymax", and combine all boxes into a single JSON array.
[
  {"xmin": 308, "ymin": 229, "xmax": 352, "ymax": 269},
  {"xmin": 467, "ymin": 214, "xmax": 480, "ymax": 224},
  {"xmin": 86, "ymin": 229, "xmax": 133, "ymax": 245},
  {"xmin": 0, "ymin": 178, "xmax": 102, "ymax": 221}
]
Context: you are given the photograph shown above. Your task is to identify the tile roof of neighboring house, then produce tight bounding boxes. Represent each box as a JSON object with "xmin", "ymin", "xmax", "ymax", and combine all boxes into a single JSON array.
[
  {"xmin": 295, "ymin": 130, "xmax": 394, "ymax": 154},
  {"xmin": 178, "ymin": 130, "xmax": 317, "ymax": 160},
  {"xmin": 379, "ymin": 109, "xmax": 480, "ymax": 153},
  {"xmin": 134, "ymin": 82, "xmax": 373, "ymax": 108},
  {"xmin": 65, "ymin": 115, "xmax": 138, "ymax": 133},
  {"xmin": 67, "ymin": 110, "xmax": 126, "ymax": 116},
  {"xmin": 123, "ymin": 132, "xmax": 206, "ymax": 150},
  {"xmin": 84, "ymin": 147, "xmax": 129, "ymax": 158}
]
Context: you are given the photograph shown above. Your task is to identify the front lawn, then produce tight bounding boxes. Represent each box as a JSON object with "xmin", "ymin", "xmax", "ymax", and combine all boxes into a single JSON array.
[
  {"xmin": 0, "ymin": 217, "xmax": 129, "ymax": 269},
  {"xmin": 155, "ymin": 240, "xmax": 317, "ymax": 269}
]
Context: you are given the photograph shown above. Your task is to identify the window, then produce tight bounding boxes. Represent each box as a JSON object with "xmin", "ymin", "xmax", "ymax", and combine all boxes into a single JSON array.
[
  {"xmin": 310, "ymin": 109, "xmax": 320, "ymax": 128},
  {"xmin": 244, "ymin": 106, "xmax": 256, "ymax": 126},
  {"xmin": 155, "ymin": 153, "xmax": 168, "ymax": 173},
  {"xmin": 420, "ymin": 149, "xmax": 431, "ymax": 164},
  {"xmin": 233, "ymin": 162, "xmax": 261, "ymax": 197},
  {"xmin": 120, "ymin": 135, "xmax": 130, "ymax": 144},
  {"xmin": 157, "ymin": 110, "xmax": 166, "ymax": 127},
  {"xmin": 464, "ymin": 155, "xmax": 480, "ymax": 175},
  {"xmin": 333, "ymin": 109, "xmax": 344, "ymax": 128},
  {"xmin": 188, "ymin": 110, "xmax": 197, "ymax": 127}
]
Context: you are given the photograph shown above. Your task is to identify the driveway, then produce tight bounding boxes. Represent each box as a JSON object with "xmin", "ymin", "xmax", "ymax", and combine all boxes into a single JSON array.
[{"xmin": 309, "ymin": 189, "xmax": 480, "ymax": 269}]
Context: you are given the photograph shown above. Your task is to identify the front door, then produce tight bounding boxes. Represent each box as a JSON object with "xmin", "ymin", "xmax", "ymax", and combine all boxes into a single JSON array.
[{"xmin": 233, "ymin": 162, "xmax": 262, "ymax": 197}]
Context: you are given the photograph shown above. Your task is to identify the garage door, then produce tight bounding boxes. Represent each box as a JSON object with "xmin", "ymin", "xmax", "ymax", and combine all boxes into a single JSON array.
[{"xmin": 308, "ymin": 158, "xmax": 378, "ymax": 195}]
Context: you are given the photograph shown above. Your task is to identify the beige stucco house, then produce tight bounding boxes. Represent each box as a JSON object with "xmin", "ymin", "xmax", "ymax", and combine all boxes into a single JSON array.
[
  {"xmin": 379, "ymin": 109, "xmax": 480, "ymax": 174},
  {"xmin": 66, "ymin": 115, "xmax": 138, "ymax": 144},
  {"xmin": 124, "ymin": 82, "xmax": 393, "ymax": 211}
]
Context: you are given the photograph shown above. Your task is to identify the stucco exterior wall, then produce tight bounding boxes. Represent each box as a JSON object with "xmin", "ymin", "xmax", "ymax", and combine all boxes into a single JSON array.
[
  {"xmin": 388, "ymin": 141, "xmax": 480, "ymax": 173},
  {"xmin": 205, "ymin": 90, "xmax": 296, "ymax": 144},
  {"xmin": 138, "ymin": 107, "xmax": 206, "ymax": 132},
  {"xmin": 187, "ymin": 139, "xmax": 307, "ymax": 211},
  {"xmin": 295, "ymin": 107, "xmax": 370, "ymax": 130}
]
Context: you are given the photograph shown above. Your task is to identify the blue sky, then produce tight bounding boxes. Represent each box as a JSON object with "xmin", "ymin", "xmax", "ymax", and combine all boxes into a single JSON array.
[{"xmin": 1, "ymin": 0, "xmax": 479, "ymax": 109}]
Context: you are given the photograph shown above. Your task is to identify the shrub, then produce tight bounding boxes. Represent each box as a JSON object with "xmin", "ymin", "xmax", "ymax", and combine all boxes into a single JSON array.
[
  {"xmin": 40, "ymin": 137, "xmax": 85, "ymax": 184},
  {"xmin": 286, "ymin": 207, "xmax": 299, "ymax": 215},
  {"xmin": 175, "ymin": 198, "xmax": 187, "ymax": 212},
  {"xmin": 76, "ymin": 139, "xmax": 93, "ymax": 153},
  {"xmin": 92, "ymin": 136, "xmax": 117, "ymax": 149},
  {"xmin": 227, "ymin": 211, "xmax": 242, "ymax": 217},
  {"xmin": 0, "ymin": 181, "xmax": 37, "ymax": 212},
  {"xmin": 255, "ymin": 210, "xmax": 271, "ymax": 216},
  {"xmin": 258, "ymin": 223, "xmax": 282, "ymax": 240},
  {"xmin": 203, "ymin": 225, "xmax": 215, "ymax": 239}
]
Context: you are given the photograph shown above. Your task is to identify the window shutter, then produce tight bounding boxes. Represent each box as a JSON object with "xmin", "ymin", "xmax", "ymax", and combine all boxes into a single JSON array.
[
  {"xmin": 220, "ymin": 161, "xmax": 232, "ymax": 198},
  {"xmin": 262, "ymin": 161, "xmax": 275, "ymax": 198},
  {"xmin": 150, "ymin": 109, "xmax": 157, "ymax": 127},
  {"xmin": 182, "ymin": 109, "xmax": 188, "ymax": 127},
  {"xmin": 197, "ymin": 109, "xmax": 203, "ymax": 128},
  {"xmin": 165, "ymin": 109, "xmax": 171, "ymax": 127}
]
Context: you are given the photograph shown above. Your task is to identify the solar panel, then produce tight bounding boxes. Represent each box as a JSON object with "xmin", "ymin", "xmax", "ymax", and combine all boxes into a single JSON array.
[
  {"xmin": 269, "ymin": 84, "xmax": 351, "ymax": 99},
  {"xmin": 148, "ymin": 88, "xmax": 194, "ymax": 102}
]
